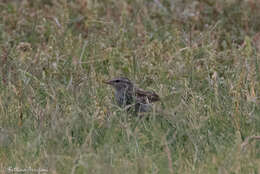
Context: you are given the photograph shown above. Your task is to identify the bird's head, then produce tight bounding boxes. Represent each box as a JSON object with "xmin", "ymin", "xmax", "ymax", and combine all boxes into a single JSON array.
[{"xmin": 104, "ymin": 77, "xmax": 133, "ymax": 91}]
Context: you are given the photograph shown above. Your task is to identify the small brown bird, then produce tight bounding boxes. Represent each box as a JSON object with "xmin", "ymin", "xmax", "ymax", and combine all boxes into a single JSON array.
[{"xmin": 104, "ymin": 77, "xmax": 160, "ymax": 113}]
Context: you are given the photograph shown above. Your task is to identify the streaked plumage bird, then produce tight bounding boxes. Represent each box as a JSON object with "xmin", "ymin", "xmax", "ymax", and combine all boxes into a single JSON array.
[{"xmin": 104, "ymin": 77, "xmax": 160, "ymax": 113}]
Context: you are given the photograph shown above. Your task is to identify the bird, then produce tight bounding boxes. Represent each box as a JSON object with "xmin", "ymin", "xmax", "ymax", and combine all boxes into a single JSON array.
[{"xmin": 104, "ymin": 77, "xmax": 160, "ymax": 114}]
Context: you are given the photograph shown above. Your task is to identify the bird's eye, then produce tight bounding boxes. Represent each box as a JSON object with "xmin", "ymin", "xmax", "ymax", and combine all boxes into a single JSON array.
[{"xmin": 115, "ymin": 80, "xmax": 120, "ymax": 83}]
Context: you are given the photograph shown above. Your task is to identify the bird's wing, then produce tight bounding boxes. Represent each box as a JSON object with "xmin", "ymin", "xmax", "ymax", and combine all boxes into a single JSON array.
[{"xmin": 134, "ymin": 88, "xmax": 160, "ymax": 104}]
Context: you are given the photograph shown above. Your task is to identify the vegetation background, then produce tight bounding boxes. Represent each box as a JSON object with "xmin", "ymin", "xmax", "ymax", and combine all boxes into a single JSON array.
[{"xmin": 0, "ymin": 0, "xmax": 260, "ymax": 173}]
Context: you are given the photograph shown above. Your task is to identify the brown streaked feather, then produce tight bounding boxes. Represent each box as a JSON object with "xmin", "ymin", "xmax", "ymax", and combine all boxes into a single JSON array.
[{"xmin": 134, "ymin": 88, "xmax": 160, "ymax": 104}]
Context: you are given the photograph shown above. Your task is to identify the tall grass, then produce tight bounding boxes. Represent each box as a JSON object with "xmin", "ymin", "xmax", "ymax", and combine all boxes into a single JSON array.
[{"xmin": 0, "ymin": 0, "xmax": 259, "ymax": 173}]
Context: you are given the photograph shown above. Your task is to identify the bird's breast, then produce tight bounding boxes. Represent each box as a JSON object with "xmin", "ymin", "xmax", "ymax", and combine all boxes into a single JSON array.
[{"xmin": 115, "ymin": 90, "xmax": 133, "ymax": 107}]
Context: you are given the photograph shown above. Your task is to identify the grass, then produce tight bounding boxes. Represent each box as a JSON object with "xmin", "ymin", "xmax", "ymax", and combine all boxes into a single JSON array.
[{"xmin": 0, "ymin": 0, "xmax": 260, "ymax": 173}]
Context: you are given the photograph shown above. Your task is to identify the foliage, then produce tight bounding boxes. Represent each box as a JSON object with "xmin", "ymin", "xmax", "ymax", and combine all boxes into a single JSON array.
[{"xmin": 0, "ymin": 0, "xmax": 260, "ymax": 173}]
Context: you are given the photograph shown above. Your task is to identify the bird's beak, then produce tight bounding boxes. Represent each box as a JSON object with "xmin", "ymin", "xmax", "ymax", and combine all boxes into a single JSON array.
[{"xmin": 103, "ymin": 80, "xmax": 112, "ymax": 85}]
